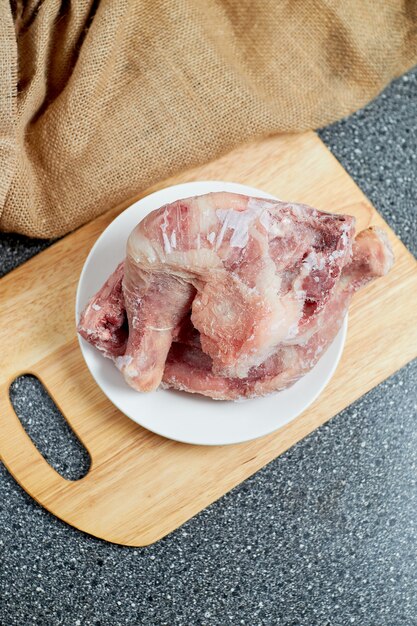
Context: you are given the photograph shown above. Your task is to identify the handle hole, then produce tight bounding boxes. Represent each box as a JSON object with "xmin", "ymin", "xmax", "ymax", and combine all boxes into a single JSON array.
[{"xmin": 9, "ymin": 374, "xmax": 90, "ymax": 481}]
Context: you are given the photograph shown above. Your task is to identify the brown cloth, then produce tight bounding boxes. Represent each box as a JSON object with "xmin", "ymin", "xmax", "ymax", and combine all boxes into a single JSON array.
[{"xmin": 1, "ymin": 1, "xmax": 416, "ymax": 238}]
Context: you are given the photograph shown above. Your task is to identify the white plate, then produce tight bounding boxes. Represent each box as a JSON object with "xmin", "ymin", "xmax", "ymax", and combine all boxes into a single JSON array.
[{"xmin": 76, "ymin": 181, "xmax": 347, "ymax": 446}]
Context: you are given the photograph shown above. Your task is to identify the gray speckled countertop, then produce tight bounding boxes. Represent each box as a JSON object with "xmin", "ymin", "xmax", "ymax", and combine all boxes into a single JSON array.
[{"xmin": 1, "ymin": 67, "xmax": 416, "ymax": 626}]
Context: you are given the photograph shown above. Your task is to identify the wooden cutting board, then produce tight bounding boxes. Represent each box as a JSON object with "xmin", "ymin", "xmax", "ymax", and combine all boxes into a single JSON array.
[{"xmin": 1, "ymin": 132, "xmax": 416, "ymax": 546}]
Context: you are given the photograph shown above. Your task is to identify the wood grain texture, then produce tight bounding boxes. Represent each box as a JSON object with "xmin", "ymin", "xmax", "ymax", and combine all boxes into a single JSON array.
[{"xmin": 1, "ymin": 131, "xmax": 416, "ymax": 546}]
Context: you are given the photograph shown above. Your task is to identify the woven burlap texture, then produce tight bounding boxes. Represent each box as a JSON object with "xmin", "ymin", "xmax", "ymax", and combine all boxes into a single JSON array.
[{"xmin": 1, "ymin": 0, "xmax": 416, "ymax": 238}]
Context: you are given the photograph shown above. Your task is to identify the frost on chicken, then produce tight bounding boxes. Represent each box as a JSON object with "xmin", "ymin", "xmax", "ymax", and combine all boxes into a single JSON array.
[{"xmin": 77, "ymin": 192, "xmax": 394, "ymax": 400}]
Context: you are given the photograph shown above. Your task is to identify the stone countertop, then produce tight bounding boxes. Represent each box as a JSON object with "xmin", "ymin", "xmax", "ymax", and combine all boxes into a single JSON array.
[{"xmin": 1, "ymin": 67, "xmax": 416, "ymax": 626}]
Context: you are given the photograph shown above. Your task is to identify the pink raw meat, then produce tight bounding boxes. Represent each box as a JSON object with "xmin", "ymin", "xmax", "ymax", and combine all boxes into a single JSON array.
[
  {"xmin": 78, "ymin": 261, "xmax": 127, "ymax": 358},
  {"xmin": 77, "ymin": 192, "xmax": 393, "ymax": 400}
]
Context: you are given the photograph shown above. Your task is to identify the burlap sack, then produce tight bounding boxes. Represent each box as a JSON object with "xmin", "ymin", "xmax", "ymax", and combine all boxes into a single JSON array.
[{"xmin": 1, "ymin": 0, "xmax": 416, "ymax": 238}]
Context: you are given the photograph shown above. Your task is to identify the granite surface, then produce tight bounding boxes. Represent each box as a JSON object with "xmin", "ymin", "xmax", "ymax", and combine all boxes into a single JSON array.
[{"xmin": 1, "ymin": 67, "xmax": 416, "ymax": 626}]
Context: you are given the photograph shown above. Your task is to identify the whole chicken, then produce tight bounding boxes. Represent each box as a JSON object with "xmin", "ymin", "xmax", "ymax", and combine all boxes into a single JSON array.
[{"xmin": 78, "ymin": 192, "xmax": 393, "ymax": 400}]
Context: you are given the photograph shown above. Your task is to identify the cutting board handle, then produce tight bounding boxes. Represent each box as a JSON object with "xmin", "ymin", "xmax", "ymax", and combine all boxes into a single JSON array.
[{"xmin": 0, "ymin": 378, "xmax": 77, "ymax": 496}]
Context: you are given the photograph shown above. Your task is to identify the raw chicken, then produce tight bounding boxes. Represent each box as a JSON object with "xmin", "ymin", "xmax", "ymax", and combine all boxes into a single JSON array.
[
  {"xmin": 78, "ymin": 261, "xmax": 127, "ymax": 358},
  {"xmin": 78, "ymin": 192, "xmax": 393, "ymax": 400}
]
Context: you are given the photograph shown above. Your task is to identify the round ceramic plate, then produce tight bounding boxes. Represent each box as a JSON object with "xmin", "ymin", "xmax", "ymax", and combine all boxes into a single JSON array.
[{"xmin": 76, "ymin": 181, "xmax": 347, "ymax": 446}]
